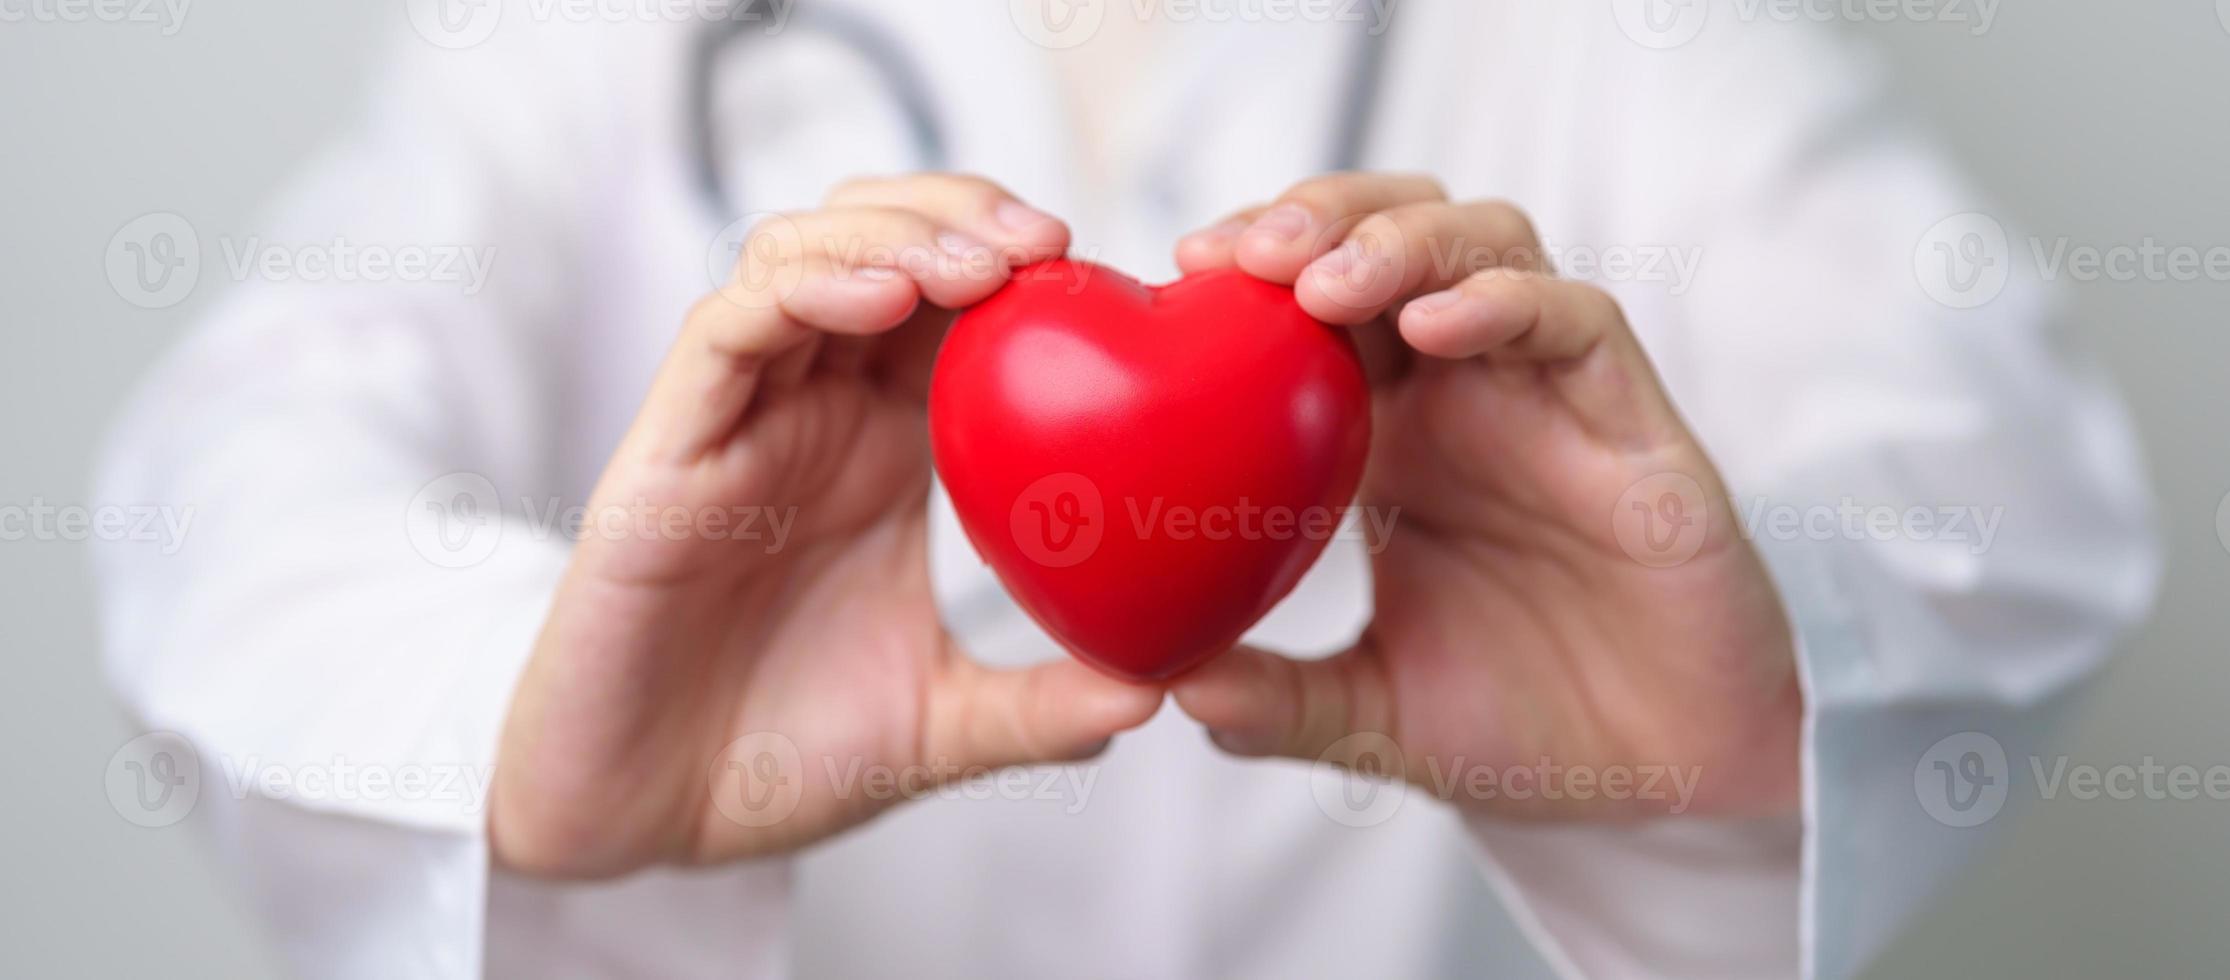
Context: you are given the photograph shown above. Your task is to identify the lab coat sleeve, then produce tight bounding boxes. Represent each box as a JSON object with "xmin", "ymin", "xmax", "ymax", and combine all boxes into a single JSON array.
[
  {"xmin": 88, "ymin": 17, "xmax": 788, "ymax": 979},
  {"xmin": 1454, "ymin": 11, "xmax": 2160, "ymax": 980}
]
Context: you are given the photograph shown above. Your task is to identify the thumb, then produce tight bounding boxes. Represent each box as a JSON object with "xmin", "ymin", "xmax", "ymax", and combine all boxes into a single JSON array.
[
  {"xmin": 1169, "ymin": 645, "xmax": 1394, "ymax": 763},
  {"xmin": 922, "ymin": 655, "xmax": 1164, "ymax": 773}
]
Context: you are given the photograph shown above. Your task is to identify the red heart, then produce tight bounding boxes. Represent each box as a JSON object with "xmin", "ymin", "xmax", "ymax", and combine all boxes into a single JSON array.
[{"xmin": 930, "ymin": 259, "xmax": 1371, "ymax": 682}]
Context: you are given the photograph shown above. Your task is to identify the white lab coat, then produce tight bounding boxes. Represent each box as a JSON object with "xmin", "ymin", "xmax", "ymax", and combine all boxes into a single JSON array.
[{"xmin": 91, "ymin": 2, "xmax": 2158, "ymax": 977}]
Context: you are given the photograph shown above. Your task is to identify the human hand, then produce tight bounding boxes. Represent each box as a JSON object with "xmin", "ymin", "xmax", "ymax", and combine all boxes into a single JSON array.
[
  {"xmin": 1168, "ymin": 173, "xmax": 1800, "ymax": 820},
  {"xmin": 490, "ymin": 175, "xmax": 1163, "ymax": 877}
]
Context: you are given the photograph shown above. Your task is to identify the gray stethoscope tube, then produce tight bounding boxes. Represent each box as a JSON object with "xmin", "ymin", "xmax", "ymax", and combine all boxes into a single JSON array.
[{"xmin": 690, "ymin": 0, "xmax": 1394, "ymax": 222}]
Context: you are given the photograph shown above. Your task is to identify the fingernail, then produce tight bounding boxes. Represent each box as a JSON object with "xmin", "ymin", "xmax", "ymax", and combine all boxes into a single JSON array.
[
  {"xmin": 1185, "ymin": 217, "xmax": 1252, "ymax": 247},
  {"xmin": 1408, "ymin": 288, "xmax": 1464, "ymax": 314},
  {"xmin": 1246, "ymin": 204, "xmax": 1311, "ymax": 244},
  {"xmin": 936, "ymin": 231, "xmax": 995, "ymax": 274},
  {"xmin": 1310, "ymin": 242, "xmax": 1361, "ymax": 281},
  {"xmin": 937, "ymin": 230, "xmax": 987, "ymax": 258},
  {"xmin": 997, "ymin": 200, "xmax": 1058, "ymax": 234}
]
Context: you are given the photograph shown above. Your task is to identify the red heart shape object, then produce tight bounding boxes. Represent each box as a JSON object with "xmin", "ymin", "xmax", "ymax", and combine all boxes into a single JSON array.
[{"xmin": 929, "ymin": 259, "xmax": 1371, "ymax": 681}]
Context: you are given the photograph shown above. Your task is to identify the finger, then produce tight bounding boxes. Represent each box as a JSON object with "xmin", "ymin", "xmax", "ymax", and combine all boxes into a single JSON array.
[
  {"xmin": 715, "ymin": 212, "xmax": 926, "ymax": 333},
  {"xmin": 1173, "ymin": 206, "xmax": 1267, "ymax": 276},
  {"xmin": 923, "ymin": 655, "xmax": 1165, "ymax": 772},
  {"xmin": 1346, "ymin": 322, "xmax": 1413, "ymax": 388},
  {"xmin": 812, "ymin": 334, "xmax": 878, "ymax": 378},
  {"xmin": 771, "ymin": 207, "xmax": 1016, "ymax": 311},
  {"xmin": 763, "ymin": 254, "xmax": 922, "ymax": 333},
  {"xmin": 629, "ymin": 175, "xmax": 1072, "ymax": 468},
  {"xmin": 1398, "ymin": 270, "xmax": 1683, "ymax": 446},
  {"xmin": 816, "ymin": 175, "xmax": 1073, "ymax": 388},
  {"xmin": 1295, "ymin": 199, "xmax": 1545, "ymax": 326},
  {"xmin": 824, "ymin": 173, "xmax": 1071, "ymax": 261},
  {"xmin": 763, "ymin": 333, "xmax": 823, "ymax": 389},
  {"xmin": 1169, "ymin": 646, "xmax": 1394, "ymax": 764},
  {"xmin": 627, "ymin": 255, "xmax": 916, "ymax": 464},
  {"xmin": 867, "ymin": 311, "xmax": 957, "ymax": 402},
  {"xmin": 626, "ymin": 294, "xmax": 800, "ymax": 465},
  {"xmin": 1399, "ymin": 268, "xmax": 1617, "ymax": 361},
  {"xmin": 1232, "ymin": 172, "xmax": 1448, "ymax": 285}
]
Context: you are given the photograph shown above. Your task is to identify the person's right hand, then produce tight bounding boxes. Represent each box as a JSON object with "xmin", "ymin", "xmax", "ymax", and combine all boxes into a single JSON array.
[{"xmin": 489, "ymin": 174, "xmax": 1163, "ymax": 878}]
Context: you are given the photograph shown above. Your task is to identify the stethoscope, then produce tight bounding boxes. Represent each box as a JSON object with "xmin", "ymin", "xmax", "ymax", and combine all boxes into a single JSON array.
[{"xmin": 688, "ymin": 0, "xmax": 1395, "ymax": 223}]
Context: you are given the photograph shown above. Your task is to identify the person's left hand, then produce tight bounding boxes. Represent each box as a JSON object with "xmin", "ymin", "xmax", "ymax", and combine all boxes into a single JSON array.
[{"xmin": 1167, "ymin": 173, "xmax": 1801, "ymax": 820}]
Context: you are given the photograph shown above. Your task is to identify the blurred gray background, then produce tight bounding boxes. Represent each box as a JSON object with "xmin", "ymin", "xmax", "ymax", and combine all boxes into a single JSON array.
[{"xmin": 2, "ymin": 2, "xmax": 2224, "ymax": 976}]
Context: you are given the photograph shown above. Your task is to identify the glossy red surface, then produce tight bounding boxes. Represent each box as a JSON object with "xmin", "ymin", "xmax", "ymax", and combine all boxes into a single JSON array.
[{"xmin": 929, "ymin": 259, "xmax": 1371, "ymax": 681}]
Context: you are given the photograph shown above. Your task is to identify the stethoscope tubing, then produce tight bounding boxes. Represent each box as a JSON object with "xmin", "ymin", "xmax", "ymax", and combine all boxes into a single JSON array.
[
  {"xmin": 691, "ymin": 0, "xmax": 949, "ymax": 220},
  {"xmin": 690, "ymin": 1, "xmax": 1392, "ymax": 223}
]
